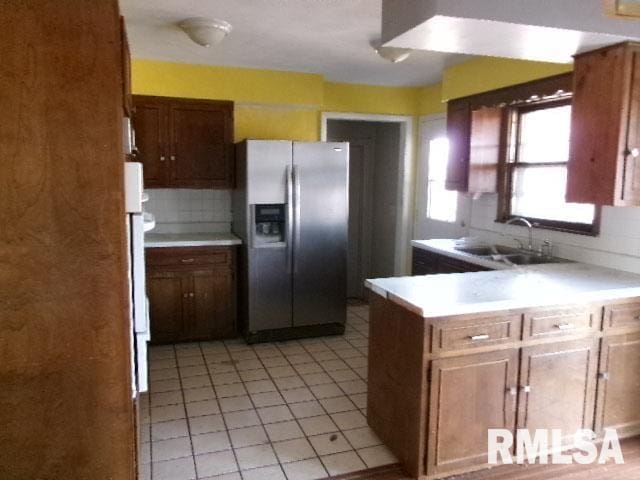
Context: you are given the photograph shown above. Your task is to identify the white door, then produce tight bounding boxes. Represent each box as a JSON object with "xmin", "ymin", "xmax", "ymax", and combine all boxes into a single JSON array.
[{"xmin": 414, "ymin": 115, "xmax": 470, "ymax": 240}]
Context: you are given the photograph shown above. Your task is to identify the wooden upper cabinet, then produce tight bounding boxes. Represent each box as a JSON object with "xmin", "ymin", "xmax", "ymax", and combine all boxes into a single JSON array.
[
  {"xmin": 170, "ymin": 102, "xmax": 233, "ymax": 188},
  {"xmin": 134, "ymin": 102, "xmax": 167, "ymax": 188},
  {"xmin": 567, "ymin": 42, "xmax": 640, "ymax": 206},
  {"xmin": 468, "ymin": 107, "xmax": 502, "ymax": 194},
  {"xmin": 132, "ymin": 95, "xmax": 234, "ymax": 189},
  {"xmin": 445, "ymin": 99, "xmax": 471, "ymax": 192}
]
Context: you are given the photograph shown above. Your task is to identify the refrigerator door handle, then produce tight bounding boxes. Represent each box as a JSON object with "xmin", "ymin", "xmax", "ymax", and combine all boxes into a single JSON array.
[
  {"xmin": 293, "ymin": 164, "xmax": 301, "ymax": 274},
  {"xmin": 286, "ymin": 165, "xmax": 294, "ymax": 274}
]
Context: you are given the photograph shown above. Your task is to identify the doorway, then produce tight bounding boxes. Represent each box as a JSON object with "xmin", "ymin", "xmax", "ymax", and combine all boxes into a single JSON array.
[
  {"xmin": 414, "ymin": 115, "xmax": 470, "ymax": 240},
  {"xmin": 326, "ymin": 120, "xmax": 403, "ymax": 300}
]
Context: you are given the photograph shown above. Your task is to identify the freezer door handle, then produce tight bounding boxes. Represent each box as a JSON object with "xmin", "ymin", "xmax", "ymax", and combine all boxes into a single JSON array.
[
  {"xmin": 286, "ymin": 165, "xmax": 294, "ymax": 274},
  {"xmin": 292, "ymin": 164, "xmax": 301, "ymax": 274}
]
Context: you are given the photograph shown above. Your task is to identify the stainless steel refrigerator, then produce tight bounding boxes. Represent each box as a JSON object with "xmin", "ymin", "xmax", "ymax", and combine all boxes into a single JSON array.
[{"xmin": 233, "ymin": 140, "xmax": 348, "ymax": 343}]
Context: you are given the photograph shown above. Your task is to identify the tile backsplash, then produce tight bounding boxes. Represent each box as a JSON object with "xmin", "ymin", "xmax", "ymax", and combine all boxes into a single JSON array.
[
  {"xmin": 467, "ymin": 194, "xmax": 640, "ymax": 274},
  {"xmin": 145, "ymin": 189, "xmax": 232, "ymax": 234}
]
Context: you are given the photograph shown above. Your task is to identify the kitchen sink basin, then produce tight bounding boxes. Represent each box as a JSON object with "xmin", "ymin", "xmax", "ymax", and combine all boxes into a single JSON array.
[
  {"xmin": 454, "ymin": 245, "xmax": 521, "ymax": 256},
  {"xmin": 453, "ymin": 243, "xmax": 571, "ymax": 266},
  {"xmin": 500, "ymin": 253, "xmax": 569, "ymax": 265}
]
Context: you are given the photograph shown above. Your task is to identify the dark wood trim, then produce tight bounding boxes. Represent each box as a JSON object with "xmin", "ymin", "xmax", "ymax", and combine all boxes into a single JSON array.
[
  {"xmin": 450, "ymin": 73, "xmax": 573, "ymax": 110},
  {"xmin": 495, "ymin": 97, "xmax": 601, "ymax": 236}
]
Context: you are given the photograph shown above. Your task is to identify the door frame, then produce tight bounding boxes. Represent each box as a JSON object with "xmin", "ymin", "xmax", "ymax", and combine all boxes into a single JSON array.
[
  {"xmin": 415, "ymin": 113, "xmax": 471, "ymax": 241},
  {"xmin": 321, "ymin": 112, "xmax": 415, "ymax": 276}
]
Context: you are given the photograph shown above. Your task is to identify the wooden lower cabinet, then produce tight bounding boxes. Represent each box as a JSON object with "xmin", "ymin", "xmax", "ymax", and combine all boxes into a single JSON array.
[
  {"xmin": 595, "ymin": 331, "xmax": 640, "ymax": 437},
  {"xmin": 426, "ymin": 349, "xmax": 519, "ymax": 477},
  {"xmin": 147, "ymin": 269, "xmax": 190, "ymax": 343},
  {"xmin": 147, "ymin": 246, "xmax": 237, "ymax": 343},
  {"xmin": 412, "ymin": 247, "xmax": 491, "ymax": 275},
  {"xmin": 368, "ymin": 296, "xmax": 640, "ymax": 479},
  {"xmin": 517, "ymin": 338, "xmax": 599, "ymax": 447}
]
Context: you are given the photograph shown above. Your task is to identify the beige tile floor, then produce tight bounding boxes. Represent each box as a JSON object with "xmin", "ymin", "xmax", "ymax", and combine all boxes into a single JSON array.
[{"xmin": 138, "ymin": 304, "xmax": 398, "ymax": 480}]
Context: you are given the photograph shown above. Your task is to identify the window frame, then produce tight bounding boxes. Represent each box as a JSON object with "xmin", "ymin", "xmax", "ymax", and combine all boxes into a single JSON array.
[{"xmin": 496, "ymin": 98, "xmax": 601, "ymax": 236}]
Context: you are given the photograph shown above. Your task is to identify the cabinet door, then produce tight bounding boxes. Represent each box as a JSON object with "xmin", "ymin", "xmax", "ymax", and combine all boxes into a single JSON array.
[
  {"xmin": 594, "ymin": 332, "xmax": 640, "ymax": 437},
  {"xmin": 567, "ymin": 44, "xmax": 627, "ymax": 205},
  {"xmin": 468, "ymin": 107, "xmax": 502, "ymax": 194},
  {"xmin": 426, "ymin": 349, "xmax": 519, "ymax": 476},
  {"xmin": 517, "ymin": 338, "xmax": 599, "ymax": 447},
  {"xmin": 445, "ymin": 100, "xmax": 471, "ymax": 192},
  {"xmin": 190, "ymin": 267, "xmax": 236, "ymax": 341},
  {"xmin": 133, "ymin": 100, "xmax": 167, "ymax": 187},
  {"xmin": 147, "ymin": 269, "xmax": 189, "ymax": 343},
  {"xmin": 169, "ymin": 102, "xmax": 233, "ymax": 188},
  {"xmin": 621, "ymin": 47, "xmax": 640, "ymax": 203}
]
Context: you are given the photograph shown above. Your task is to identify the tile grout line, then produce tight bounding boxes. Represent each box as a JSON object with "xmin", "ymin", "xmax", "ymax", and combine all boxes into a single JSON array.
[
  {"xmin": 148, "ymin": 305, "xmax": 377, "ymax": 480},
  {"xmin": 175, "ymin": 344, "xmax": 199, "ymax": 479}
]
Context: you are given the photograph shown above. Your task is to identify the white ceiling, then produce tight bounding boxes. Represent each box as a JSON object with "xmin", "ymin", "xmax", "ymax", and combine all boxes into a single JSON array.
[{"xmin": 119, "ymin": 0, "xmax": 470, "ymax": 87}]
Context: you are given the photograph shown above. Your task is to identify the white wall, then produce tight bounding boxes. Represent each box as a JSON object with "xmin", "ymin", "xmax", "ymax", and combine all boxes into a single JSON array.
[
  {"xmin": 145, "ymin": 189, "xmax": 232, "ymax": 234},
  {"xmin": 467, "ymin": 193, "xmax": 640, "ymax": 274}
]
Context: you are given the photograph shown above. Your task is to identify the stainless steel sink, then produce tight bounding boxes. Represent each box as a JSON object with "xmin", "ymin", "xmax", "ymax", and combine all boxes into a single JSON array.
[
  {"xmin": 500, "ymin": 253, "xmax": 569, "ymax": 265},
  {"xmin": 454, "ymin": 244, "xmax": 571, "ymax": 266},
  {"xmin": 454, "ymin": 245, "xmax": 521, "ymax": 256}
]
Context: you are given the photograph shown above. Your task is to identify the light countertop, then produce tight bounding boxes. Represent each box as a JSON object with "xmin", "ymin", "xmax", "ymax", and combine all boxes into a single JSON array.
[
  {"xmin": 366, "ymin": 262, "xmax": 640, "ymax": 318},
  {"xmin": 145, "ymin": 233, "xmax": 242, "ymax": 248}
]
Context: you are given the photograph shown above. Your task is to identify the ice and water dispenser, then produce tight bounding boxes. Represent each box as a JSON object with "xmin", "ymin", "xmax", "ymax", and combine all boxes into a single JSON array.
[{"xmin": 252, "ymin": 204, "xmax": 286, "ymax": 247}]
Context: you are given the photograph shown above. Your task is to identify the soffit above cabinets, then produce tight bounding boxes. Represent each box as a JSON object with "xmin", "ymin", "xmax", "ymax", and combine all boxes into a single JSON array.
[{"xmin": 382, "ymin": 0, "xmax": 640, "ymax": 64}]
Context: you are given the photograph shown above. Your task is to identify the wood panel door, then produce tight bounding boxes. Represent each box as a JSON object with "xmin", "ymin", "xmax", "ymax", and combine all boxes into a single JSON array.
[
  {"xmin": 468, "ymin": 106, "xmax": 502, "ymax": 194},
  {"xmin": 133, "ymin": 101, "xmax": 168, "ymax": 187},
  {"xmin": 170, "ymin": 102, "xmax": 233, "ymax": 188},
  {"xmin": 445, "ymin": 100, "xmax": 471, "ymax": 192},
  {"xmin": 595, "ymin": 332, "xmax": 640, "ymax": 438},
  {"xmin": 147, "ymin": 269, "xmax": 189, "ymax": 343},
  {"xmin": 517, "ymin": 338, "xmax": 599, "ymax": 447},
  {"xmin": 191, "ymin": 267, "xmax": 236, "ymax": 340},
  {"xmin": 622, "ymin": 47, "xmax": 640, "ymax": 203},
  {"xmin": 426, "ymin": 349, "xmax": 519, "ymax": 476}
]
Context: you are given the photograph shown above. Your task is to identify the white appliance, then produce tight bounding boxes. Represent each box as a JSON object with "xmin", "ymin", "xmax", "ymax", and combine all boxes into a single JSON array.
[{"xmin": 124, "ymin": 160, "xmax": 154, "ymax": 394}]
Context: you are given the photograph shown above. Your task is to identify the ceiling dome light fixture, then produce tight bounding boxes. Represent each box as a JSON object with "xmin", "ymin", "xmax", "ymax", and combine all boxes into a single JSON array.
[
  {"xmin": 178, "ymin": 17, "xmax": 232, "ymax": 48},
  {"xmin": 370, "ymin": 41, "xmax": 412, "ymax": 63}
]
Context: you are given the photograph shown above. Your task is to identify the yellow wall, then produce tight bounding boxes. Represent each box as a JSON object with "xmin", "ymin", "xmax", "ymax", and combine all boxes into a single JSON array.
[
  {"xmin": 323, "ymin": 82, "xmax": 419, "ymax": 116},
  {"xmin": 417, "ymin": 83, "xmax": 446, "ymax": 116},
  {"xmin": 132, "ymin": 57, "xmax": 575, "ymax": 142},
  {"xmin": 132, "ymin": 59, "xmax": 424, "ymax": 141},
  {"xmin": 441, "ymin": 57, "xmax": 573, "ymax": 101}
]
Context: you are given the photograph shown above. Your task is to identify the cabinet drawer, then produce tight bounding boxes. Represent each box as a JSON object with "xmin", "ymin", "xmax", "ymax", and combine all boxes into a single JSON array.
[
  {"xmin": 433, "ymin": 314, "xmax": 521, "ymax": 352},
  {"xmin": 604, "ymin": 302, "xmax": 640, "ymax": 330},
  {"xmin": 523, "ymin": 306, "xmax": 600, "ymax": 340},
  {"xmin": 146, "ymin": 247, "xmax": 231, "ymax": 267}
]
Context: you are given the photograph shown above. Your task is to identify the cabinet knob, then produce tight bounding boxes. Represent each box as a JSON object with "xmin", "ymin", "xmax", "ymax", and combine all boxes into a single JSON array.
[
  {"xmin": 598, "ymin": 372, "xmax": 610, "ymax": 381},
  {"xmin": 630, "ymin": 148, "xmax": 639, "ymax": 158},
  {"xmin": 160, "ymin": 155, "xmax": 166, "ymax": 162},
  {"xmin": 170, "ymin": 155, "xmax": 176, "ymax": 161},
  {"xmin": 522, "ymin": 385, "xmax": 531, "ymax": 393},
  {"xmin": 506, "ymin": 387, "xmax": 517, "ymax": 396},
  {"xmin": 181, "ymin": 258, "xmax": 195, "ymax": 264},
  {"xmin": 183, "ymin": 293, "xmax": 188, "ymax": 298},
  {"xmin": 189, "ymin": 292, "xmax": 195, "ymax": 298}
]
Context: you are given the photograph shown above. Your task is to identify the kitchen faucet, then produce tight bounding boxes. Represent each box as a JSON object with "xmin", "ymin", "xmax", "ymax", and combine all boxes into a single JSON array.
[{"xmin": 504, "ymin": 217, "xmax": 535, "ymax": 251}]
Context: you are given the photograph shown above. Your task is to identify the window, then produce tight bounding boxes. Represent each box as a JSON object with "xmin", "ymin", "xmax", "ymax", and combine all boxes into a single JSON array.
[
  {"xmin": 503, "ymin": 100, "xmax": 597, "ymax": 233},
  {"xmin": 426, "ymin": 137, "xmax": 458, "ymax": 222}
]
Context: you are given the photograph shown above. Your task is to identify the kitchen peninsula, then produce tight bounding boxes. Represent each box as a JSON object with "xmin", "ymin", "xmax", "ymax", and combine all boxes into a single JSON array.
[{"xmin": 366, "ymin": 262, "xmax": 640, "ymax": 479}]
